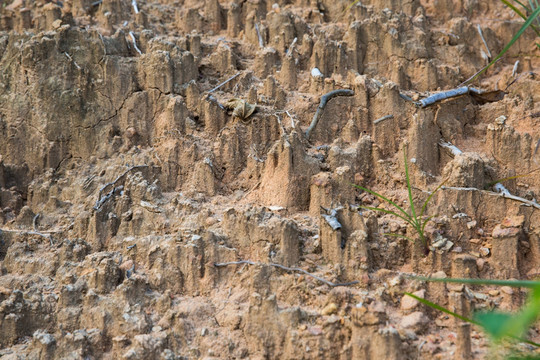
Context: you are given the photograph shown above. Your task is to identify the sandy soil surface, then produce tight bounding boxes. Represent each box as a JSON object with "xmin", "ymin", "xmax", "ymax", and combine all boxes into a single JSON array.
[{"xmin": 0, "ymin": 0, "xmax": 539, "ymax": 358}]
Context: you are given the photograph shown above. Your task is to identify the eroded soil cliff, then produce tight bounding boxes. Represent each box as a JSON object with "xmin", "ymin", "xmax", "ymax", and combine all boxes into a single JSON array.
[{"xmin": 0, "ymin": 0, "xmax": 539, "ymax": 358}]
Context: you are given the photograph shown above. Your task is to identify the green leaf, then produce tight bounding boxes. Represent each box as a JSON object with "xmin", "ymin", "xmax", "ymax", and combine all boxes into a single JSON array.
[
  {"xmin": 475, "ymin": 312, "xmax": 517, "ymax": 339},
  {"xmin": 407, "ymin": 291, "xmax": 540, "ymax": 347},
  {"xmin": 486, "ymin": 286, "xmax": 540, "ymax": 342},
  {"xmin": 475, "ymin": 287, "xmax": 540, "ymax": 342},
  {"xmin": 409, "ymin": 276, "xmax": 540, "ymax": 289},
  {"xmin": 464, "ymin": 5, "xmax": 540, "ymax": 85}
]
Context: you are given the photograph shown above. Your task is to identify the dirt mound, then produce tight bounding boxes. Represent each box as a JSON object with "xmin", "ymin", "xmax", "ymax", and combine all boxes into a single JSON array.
[{"xmin": 0, "ymin": 0, "xmax": 539, "ymax": 358}]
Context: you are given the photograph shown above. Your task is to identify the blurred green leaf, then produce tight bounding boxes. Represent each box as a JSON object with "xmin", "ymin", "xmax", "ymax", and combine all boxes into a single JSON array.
[
  {"xmin": 475, "ymin": 312, "xmax": 517, "ymax": 339},
  {"xmin": 410, "ymin": 276, "xmax": 540, "ymax": 289}
]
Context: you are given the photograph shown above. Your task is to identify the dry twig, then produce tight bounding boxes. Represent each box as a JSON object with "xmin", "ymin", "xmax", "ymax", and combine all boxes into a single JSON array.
[
  {"xmin": 214, "ymin": 260, "xmax": 359, "ymax": 287},
  {"xmin": 33, "ymin": 213, "xmax": 40, "ymax": 231},
  {"xmin": 512, "ymin": 60, "xmax": 520, "ymax": 77},
  {"xmin": 64, "ymin": 52, "xmax": 81, "ymax": 70},
  {"xmin": 208, "ymin": 72, "xmax": 241, "ymax": 94},
  {"xmin": 418, "ymin": 86, "xmax": 483, "ymax": 108},
  {"xmin": 286, "ymin": 37, "xmax": 297, "ymax": 57},
  {"xmin": 255, "ymin": 22, "xmax": 264, "ymax": 48},
  {"xmin": 305, "ymin": 89, "xmax": 355, "ymax": 140},
  {"xmin": 129, "ymin": 31, "xmax": 142, "ymax": 55},
  {"xmin": 438, "ymin": 139, "xmax": 463, "ymax": 157},
  {"xmin": 477, "ymin": 24, "xmax": 492, "ymax": 60},
  {"xmin": 373, "ymin": 114, "xmax": 393, "ymax": 125},
  {"xmin": 95, "ymin": 165, "xmax": 149, "ymax": 210},
  {"xmin": 1, "ymin": 229, "xmax": 54, "ymax": 246},
  {"xmin": 441, "ymin": 186, "xmax": 540, "ymax": 210}
]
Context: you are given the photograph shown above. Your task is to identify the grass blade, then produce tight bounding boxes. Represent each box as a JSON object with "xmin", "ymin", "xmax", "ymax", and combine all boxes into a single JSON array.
[
  {"xmin": 419, "ymin": 180, "xmax": 447, "ymax": 219},
  {"xmin": 404, "ymin": 149, "xmax": 418, "ymax": 225},
  {"xmin": 484, "ymin": 168, "xmax": 540, "ymax": 189},
  {"xmin": 513, "ymin": 0, "xmax": 531, "ymax": 11},
  {"xmin": 464, "ymin": 5, "xmax": 540, "ymax": 85},
  {"xmin": 501, "ymin": 0, "xmax": 540, "ymax": 37},
  {"xmin": 358, "ymin": 205, "xmax": 412, "ymax": 224},
  {"xmin": 405, "ymin": 292, "xmax": 476, "ymax": 324},
  {"xmin": 410, "ymin": 276, "xmax": 540, "ymax": 289},
  {"xmin": 420, "ymin": 215, "xmax": 436, "ymax": 233},
  {"xmin": 342, "ymin": 0, "xmax": 361, "ymax": 15},
  {"xmin": 354, "ymin": 184, "xmax": 412, "ymax": 220}
]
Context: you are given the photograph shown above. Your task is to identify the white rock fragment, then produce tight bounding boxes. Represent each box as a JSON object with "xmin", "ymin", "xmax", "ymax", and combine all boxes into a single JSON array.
[{"xmin": 311, "ymin": 67, "xmax": 323, "ymax": 78}]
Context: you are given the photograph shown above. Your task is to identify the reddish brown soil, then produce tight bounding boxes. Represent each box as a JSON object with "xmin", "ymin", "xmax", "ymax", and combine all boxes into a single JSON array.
[{"xmin": 0, "ymin": 0, "xmax": 539, "ymax": 358}]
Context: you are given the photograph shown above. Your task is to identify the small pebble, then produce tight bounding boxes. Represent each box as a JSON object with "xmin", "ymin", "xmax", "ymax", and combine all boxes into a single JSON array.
[
  {"xmin": 321, "ymin": 303, "xmax": 338, "ymax": 316},
  {"xmin": 495, "ymin": 115, "xmax": 507, "ymax": 125},
  {"xmin": 476, "ymin": 258, "xmax": 485, "ymax": 271},
  {"xmin": 501, "ymin": 286, "xmax": 514, "ymax": 295}
]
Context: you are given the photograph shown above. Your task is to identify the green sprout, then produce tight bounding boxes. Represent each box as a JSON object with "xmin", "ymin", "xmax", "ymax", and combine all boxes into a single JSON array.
[{"xmin": 354, "ymin": 148, "xmax": 445, "ymax": 255}]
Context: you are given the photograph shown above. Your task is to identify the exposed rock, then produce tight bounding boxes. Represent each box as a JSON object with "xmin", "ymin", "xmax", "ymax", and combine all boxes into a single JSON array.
[{"xmin": 400, "ymin": 311, "xmax": 429, "ymax": 331}]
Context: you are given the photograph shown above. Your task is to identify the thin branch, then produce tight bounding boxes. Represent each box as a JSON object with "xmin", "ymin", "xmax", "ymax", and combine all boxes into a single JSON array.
[
  {"xmin": 459, "ymin": 58, "xmax": 502, "ymax": 87},
  {"xmin": 206, "ymin": 94, "xmax": 225, "ymax": 110},
  {"xmin": 438, "ymin": 140, "xmax": 513, "ymax": 194},
  {"xmin": 495, "ymin": 191, "xmax": 540, "ymax": 209},
  {"xmin": 208, "ymin": 72, "xmax": 241, "ymax": 94},
  {"xmin": 493, "ymin": 183, "xmax": 511, "ymax": 196},
  {"xmin": 214, "ymin": 260, "xmax": 359, "ymax": 287},
  {"xmin": 255, "ymin": 22, "xmax": 264, "ymax": 48},
  {"xmin": 95, "ymin": 165, "xmax": 148, "ymax": 210},
  {"xmin": 441, "ymin": 186, "xmax": 540, "ymax": 210},
  {"xmin": 512, "ymin": 60, "xmax": 520, "ymax": 77},
  {"xmin": 438, "ymin": 139, "xmax": 463, "ymax": 156},
  {"xmin": 477, "ymin": 24, "xmax": 492, "ymax": 59},
  {"xmin": 1, "ymin": 229, "xmax": 54, "ymax": 245},
  {"xmin": 244, "ymin": 180, "xmax": 261, "ymax": 196},
  {"xmin": 129, "ymin": 31, "xmax": 142, "ymax": 55},
  {"xmin": 286, "ymin": 37, "xmax": 297, "ymax": 57},
  {"xmin": 305, "ymin": 89, "xmax": 355, "ymax": 140},
  {"xmin": 274, "ymin": 114, "xmax": 287, "ymax": 135},
  {"xmin": 98, "ymin": 32, "xmax": 107, "ymax": 63},
  {"xmin": 64, "ymin": 52, "xmax": 81, "ymax": 70},
  {"xmin": 33, "ymin": 213, "xmax": 40, "ymax": 231},
  {"xmin": 418, "ymin": 86, "xmax": 484, "ymax": 108},
  {"xmin": 373, "ymin": 114, "xmax": 393, "ymax": 125}
]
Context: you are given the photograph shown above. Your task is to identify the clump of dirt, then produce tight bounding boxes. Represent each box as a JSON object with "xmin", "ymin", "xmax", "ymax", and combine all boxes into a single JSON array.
[{"xmin": 0, "ymin": 0, "xmax": 539, "ymax": 358}]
